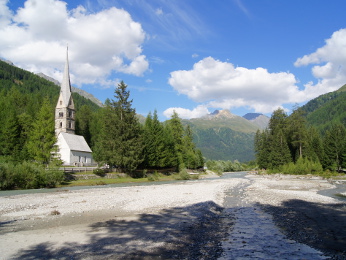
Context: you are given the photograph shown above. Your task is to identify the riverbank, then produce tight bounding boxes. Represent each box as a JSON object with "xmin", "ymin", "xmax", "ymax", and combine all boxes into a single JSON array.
[{"xmin": 0, "ymin": 173, "xmax": 345, "ymax": 259}]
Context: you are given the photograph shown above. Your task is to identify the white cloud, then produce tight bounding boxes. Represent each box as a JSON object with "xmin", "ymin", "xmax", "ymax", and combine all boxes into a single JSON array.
[
  {"xmin": 168, "ymin": 57, "xmax": 301, "ymax": 114},
  {"xmin": 294, "ymin": 28, "xmax": 346, "ymax": 98},
  {"xmin": 0, "ymin": 0, "xmax": 148, "ymax": 86},
  {"xmin": 0, "ymin": 0, "xmax": 12, "ymax": 27},
  {"xmin": 163, "ymin": 105, "xmax": 210, "ymax": 119}
]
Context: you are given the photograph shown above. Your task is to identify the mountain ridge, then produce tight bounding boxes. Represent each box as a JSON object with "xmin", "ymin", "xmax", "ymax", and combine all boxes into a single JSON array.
[{"xmin": 37, "ymin": 72, "xmax": 103, "ymax": 107}]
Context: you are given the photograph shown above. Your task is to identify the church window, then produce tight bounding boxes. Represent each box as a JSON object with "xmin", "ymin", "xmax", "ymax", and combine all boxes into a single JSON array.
[
  {"xmin": 60, "ymin": 101, "xmax": 62, "ymax": 105},
  {"xmin": 59, "ymin": 112, "xmax": 63, "ymax": 118},
  {"xmin": 59, "ymin": 122, "xmax": 62, "ymax": 128}
]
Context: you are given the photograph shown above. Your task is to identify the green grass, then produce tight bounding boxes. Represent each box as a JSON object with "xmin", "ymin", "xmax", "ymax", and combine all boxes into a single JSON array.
[{"xmin": 58, "ymin": 172, "xmax": 197, "ymax": 187}]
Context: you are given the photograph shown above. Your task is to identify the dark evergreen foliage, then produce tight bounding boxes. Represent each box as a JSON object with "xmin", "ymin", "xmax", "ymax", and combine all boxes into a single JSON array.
[{"xmin": 93, "ymin": 81, "xmax": 144, "ymax": 174}]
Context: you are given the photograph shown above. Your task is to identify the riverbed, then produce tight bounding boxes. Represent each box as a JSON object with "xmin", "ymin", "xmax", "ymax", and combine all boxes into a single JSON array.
[{"xmin": 0, "ymin": 173, "xmax": 345, "ymax": 259}]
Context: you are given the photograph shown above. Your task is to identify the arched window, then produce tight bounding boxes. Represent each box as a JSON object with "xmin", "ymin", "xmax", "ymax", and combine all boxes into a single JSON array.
[
  {"xmin": 59, "ymin": 122, "xmax": 62, "ymax": 128},
  {"xmin": 59, "ymin": 112, "xmax": 63, "ymax": 118}
]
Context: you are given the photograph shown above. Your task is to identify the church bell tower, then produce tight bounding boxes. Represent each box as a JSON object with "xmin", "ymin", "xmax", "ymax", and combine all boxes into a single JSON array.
[{"xmin": 55, "ymin": 47, "xmax": 75, "ymax": 136}]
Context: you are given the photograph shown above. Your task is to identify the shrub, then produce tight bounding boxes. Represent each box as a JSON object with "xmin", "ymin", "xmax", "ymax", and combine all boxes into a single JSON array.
[
  {"xmin": 176, "ymin": 168, "xmax": 191, "ymax": 180},
  {"xmin": 93, "ymin": 168, "xmax": 105, "ymax": 176},
  {"xmin": 0, "ymin": 162, "xmax": 64, "ymax": 190},
  {"xmin": 45, "ymin": 167, "xmax": 64, "ymax": 188},
  {"xmin": 0, "ymin": 163, "xmax": 16, "ymax": 190},
  {"xmin": 281, "ymin": 157, "xmax": 323, "ymax": 175}
]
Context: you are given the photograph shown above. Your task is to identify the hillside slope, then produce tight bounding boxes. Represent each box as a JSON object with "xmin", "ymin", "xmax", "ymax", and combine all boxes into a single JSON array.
[
  {"xmin": 300, "ymin": 84, "xmax": 346, "ymax": 133},
  {"xmin": 183, "ymin": 110, "xmax": 262, "ymax": 162},
  {"xmin": 0, "ymin": 60, "xmax": 100, "ymax": 112}
]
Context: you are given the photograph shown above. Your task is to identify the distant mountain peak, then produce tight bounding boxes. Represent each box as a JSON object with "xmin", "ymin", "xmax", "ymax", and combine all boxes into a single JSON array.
[
  {"xmin": 243, "ymin": 113, "xmax": 269, "ymax": 129},
  {"xmin": 243, "ymin": 113, "xmax": 263, "ymax": 120},
  {"xmin": 206, "ymin": 109, "xmax": 236, "ymax": 119}
]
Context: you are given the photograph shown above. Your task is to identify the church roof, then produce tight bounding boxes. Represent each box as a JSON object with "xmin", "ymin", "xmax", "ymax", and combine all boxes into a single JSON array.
[
  {"xmin": 60, "ymin": 47, "xmax": 72, "ymax": 106},
  {"xmin": 60, "ymin": 132, "xmax": 92, "ymax": 153}
]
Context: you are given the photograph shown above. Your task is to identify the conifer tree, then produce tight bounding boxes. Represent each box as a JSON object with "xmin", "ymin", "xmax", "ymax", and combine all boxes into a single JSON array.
[
  {"xmin": 0, "ymin": 109, "xmax": 20, "ymax": 160},
  {"xmin": 94, "ymin": 81, "xmax": 143, "ymax": 174},
  {"xmin": 75, "ymin": 105, "xmax": 93, "ymax": 146},
  {"xmin": 269, "ymin": 129, "xmax": 291, "ymax": 168},
  {"xmin": 167, "ymin": 111, "xmax": 185, "ymax": 170},
  {"xmin": 27, "ymin": 98, "xmax": 57, "ymax": 165},
  {"xmin": 287, "ymin": 107, "xmax": 308, "ymax": 160},
  {"xmin": 306, "ymin": 126, "xmax": 324, "ymax": 164},
  {"xmin": 142, "ymin": 110, "xmax": 168, "ymax": 168},
  {"xmin": 323, "ymin": 124, "xmax": 346, "ymax": 171},
  {"xmin": 254, "ymin": 129, "xmax": 271, "ymax": 169}
]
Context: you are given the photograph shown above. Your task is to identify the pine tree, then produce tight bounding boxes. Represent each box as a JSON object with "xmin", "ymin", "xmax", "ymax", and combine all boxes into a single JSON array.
[
  {"xmin": 287, "ymin": 107, "xmax": 308, "ymax": 160},
  {"xmin": 167, "ymin": 111, "xmax": 185, "ymax": 170},
  {"xmin": 93, "ymin": 81, "xmax": 143, "ymax": 174},
  {"xmin": 142, "ymin": 110, "xmax": 168, "ymax": 168},
  {"xmin": 27, "ymin": 98, "xmax": 57, "ymax": 165},
  {"xmin": 254, "ymin": 129, "xmax": 271, "ymax": 169},
  {"xmin": 306, "ymin": 126, "xmax": 324, "ymax": 164},
  {"xmin": 75, "ymin": 105, "xmax": 93, "ymax": 146},
  {"xmin": 323, "ymin": 124, "xmax": 346, "ymax": 171},
  {"xmin": 269, "ymin": 129, "xmax": 291, "ymax": 168}
]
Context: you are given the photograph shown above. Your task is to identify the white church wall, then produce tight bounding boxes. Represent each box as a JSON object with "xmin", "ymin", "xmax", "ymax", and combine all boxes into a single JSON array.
[{"xmin": 71, "ymin": 150, "xmax": 93, "ymax": 166}]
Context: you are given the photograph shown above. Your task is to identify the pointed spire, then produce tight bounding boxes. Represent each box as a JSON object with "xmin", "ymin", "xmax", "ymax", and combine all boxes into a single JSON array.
[{"xmin": 60, "ymin": 45, "xmax": 72, "ymax": 106}]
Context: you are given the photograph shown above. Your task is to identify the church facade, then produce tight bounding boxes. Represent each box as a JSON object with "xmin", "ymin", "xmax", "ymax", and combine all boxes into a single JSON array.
[{"xmin": 55, "ymin": 48, "xmax": 93, "ymax": 166}]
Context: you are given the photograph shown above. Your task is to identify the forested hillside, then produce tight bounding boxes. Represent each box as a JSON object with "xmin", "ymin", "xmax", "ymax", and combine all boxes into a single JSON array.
[
  {"xmin": 0, "ymin": 61, "xmax": 204, "ymax": 189},
  {"xmin": 300, "ymin": 84, "xmax": 346, "ymax": 133},
  {"xmin": 255, "ymin": 104, "xmax": 346, "ymax": 174},
  {"xmin": 183, "ymin": 110, "xmax": 264, "ymax": 162},
  {"xmin": 0, "ymin": 60, "xmax": 100, "ymax": 162},
  {"xmin": 190, "ymin": 126, "xmax": 255, "ymax": 162}
]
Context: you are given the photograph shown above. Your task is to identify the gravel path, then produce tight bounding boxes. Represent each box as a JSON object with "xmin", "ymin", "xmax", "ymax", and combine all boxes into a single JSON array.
[{"xmin": 0, "ymin": 173, "xmax": 345, "ymax": 259}]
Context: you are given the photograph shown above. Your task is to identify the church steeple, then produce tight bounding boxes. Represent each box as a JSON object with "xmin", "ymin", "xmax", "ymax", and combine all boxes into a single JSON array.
[
  {"xmin": 55, "ymin": 46, "xmax": 75, "ymax": 136},
  {"xmin": 61, "ymin": 46, "xmax": 72, "ymax": 107}
]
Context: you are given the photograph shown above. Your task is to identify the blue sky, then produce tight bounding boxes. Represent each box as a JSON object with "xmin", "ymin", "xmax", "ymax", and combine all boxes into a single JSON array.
[{"xmin": 1, "ymin": 0, "xmax": 346, "ymax": 121}]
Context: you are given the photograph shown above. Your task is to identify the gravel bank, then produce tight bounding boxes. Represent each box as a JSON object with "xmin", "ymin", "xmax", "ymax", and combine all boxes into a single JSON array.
[
  {"xmin": 1, "ymin": 174, "xmax": 345, "ymax": 259},
  {"xmin": 246, "ymin": 174, "xmax": 346, "ymax": 259},
  {"xmin": 0, "ymin": 178, "xmax": 245, "ymax": 259}
]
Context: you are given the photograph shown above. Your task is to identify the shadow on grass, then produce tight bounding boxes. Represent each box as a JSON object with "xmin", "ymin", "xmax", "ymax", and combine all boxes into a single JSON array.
[
  {"xmin": 12, "ymin": 201, "xmax": 227, "ymax": 259},
  {"xmin": 258, "ymin": 199, "xmax": 346, "ymax": 259}
]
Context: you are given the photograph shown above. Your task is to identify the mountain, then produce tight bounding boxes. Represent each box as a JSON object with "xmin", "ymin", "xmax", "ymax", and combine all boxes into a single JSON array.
[
  {"xmin": 182, "ymin": 110, "xmax": 265, "ymax": 162},
  {"xmin": 243, "ymin": 113, "xmax": 269, "ymax": 129},
  {"xmin": 37, "ymin": 73, "xmax": 103, "ymax": 107},
  {"xmin": 0, "ymin": 59, "xmax": 100, "ymax": 112},
  {"xmin": 187, "ymin": 109, "xmax": 259, "ymax": 133},
  {"xmin": 300, "ymin": 84, "xmax": 346, "ymax": 133}
]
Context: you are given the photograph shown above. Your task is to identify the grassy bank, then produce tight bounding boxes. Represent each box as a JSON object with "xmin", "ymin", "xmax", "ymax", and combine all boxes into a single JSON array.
[{"xmin": 59, "ymin": 171, "xmax": 202, "ymax": 187}]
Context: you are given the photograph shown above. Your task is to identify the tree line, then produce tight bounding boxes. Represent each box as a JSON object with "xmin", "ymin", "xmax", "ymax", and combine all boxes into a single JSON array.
[
  {"xmin": 92, "ymin": 81, "xmax": 204, "ymax": 174},
  {"xmin": 0, "ymin": 74, "xmax": 203, "ymax": 188},
  {"xmin": 255, "ymin": 107, "xmax": 346, "ymax": 174}
]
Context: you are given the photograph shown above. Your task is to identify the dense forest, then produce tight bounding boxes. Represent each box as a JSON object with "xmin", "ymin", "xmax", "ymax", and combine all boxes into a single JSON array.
[
  {"xmin": 255, "ymin": 107, "xmax": 346, "ymax": 174},
  {"xmin": 0, "ymin": 61, "xmax": 203, "ymax": 189},
  {"xmin": 300, "ymin": 84, "xmax": 346, "ymax": 134}
]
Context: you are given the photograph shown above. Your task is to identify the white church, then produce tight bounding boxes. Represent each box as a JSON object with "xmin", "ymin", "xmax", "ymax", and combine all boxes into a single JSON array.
[{"xmin": 55, "ymin": 48, "xmax": 93, "ymax": 166}]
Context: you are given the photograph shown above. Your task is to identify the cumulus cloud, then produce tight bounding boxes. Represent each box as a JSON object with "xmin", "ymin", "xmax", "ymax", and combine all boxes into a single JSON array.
[
  {"xmin": 163, "ymin": 105, "xmax": 210, "ymax": 119},
  {"xmin": 0, "ymin": 0, "xmax": 148, "ymax": 87},
  {"xmin": 168, "ymin": 57, "xmax": 302, "ymax": 115},
  {"xmin": 294, "ymin": 28, "xmax": 346, "ymax": 98}
]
